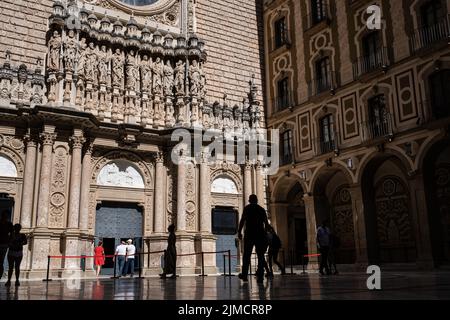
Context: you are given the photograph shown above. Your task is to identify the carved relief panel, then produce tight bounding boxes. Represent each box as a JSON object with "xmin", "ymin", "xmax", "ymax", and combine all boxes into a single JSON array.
[{"xmin": 49, "ymin": 144, "xmax": 70, "ymax": 228}]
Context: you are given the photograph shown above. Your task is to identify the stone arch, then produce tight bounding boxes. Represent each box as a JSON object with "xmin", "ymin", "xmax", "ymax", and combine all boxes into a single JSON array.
[
  {"xmin": 271, "ymin": 174, "xmax": 306, "ymax": 203},
  {"xmin": 0, "ymin": 147, "xmax": 24, "ymax": 178},
  {"xmin": 309, "ymin": 161, "xmax": 354, "ymax": 193},
  {"xmin": 211, "ymin": 176, "xmax": 238, "ymax": 194},
  {"xmin": 91, "ymin": 150, "xmax": 153, "ymax": 189},
  {"xmin": 210, "ymin": 169, "xmax": 243, "ymax": 195},
  {"xmin": 0, "ymin": 154, "xmax": 18, "ymax": 178}
]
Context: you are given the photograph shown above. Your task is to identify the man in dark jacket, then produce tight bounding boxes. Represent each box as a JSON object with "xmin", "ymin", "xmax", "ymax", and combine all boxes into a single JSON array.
[
  {"xmin": 238, "ymin": 195, "xmax": 269, "ymax": 284},
  {"xmin": 267, "ymin": 225, "xmax": 286, "ymax": 277},
  {"xmin": 0, "ymin": 210, "xmax": 13, "ymax": 280}
]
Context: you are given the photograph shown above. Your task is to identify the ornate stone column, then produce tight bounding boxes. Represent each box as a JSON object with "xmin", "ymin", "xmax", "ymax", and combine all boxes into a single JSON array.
[
  {"xmin": 20, "ymin": 135, "xmax": 38, "ymax": 228},
  {"xmin": 199, "ymin": 153, "xmax": 211, "ymax": 233},
  {"xmin": 303, "ymin": 193, "xmax": 319, "ymax": 268},
  {"xmin": 68, "ymin": 130, "xmax": 85, "ymax": 229},
  {"xmin": 348, "ymin": 184, "xmax": 369, "ymax": 268},
  {"xmin": 36, "ymin": 129, "xmax": 57, "ymax": 229},
  {"xmin": 255, "ymin": 161, "xmax": 265, "ymax": 208},
  {"xmin": 79, "ymin": 140, "xmax": 93, "ymax": 232},
  {"xmin": 154, "ymin": 152, "xmax": 165, "ymax": 233},
  {"xmin": 243, "ymin": 161, "xmax": 252, "ymax": 206},
  {"xmin": 176, "ymin": 151, "xmax": 187, "ymax": 232}
]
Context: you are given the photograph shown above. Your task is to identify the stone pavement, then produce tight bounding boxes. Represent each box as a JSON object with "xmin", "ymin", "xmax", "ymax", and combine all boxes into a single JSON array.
[{"xmin": 1, "ymin": 271, "xmax": 450, "ymax": 300}]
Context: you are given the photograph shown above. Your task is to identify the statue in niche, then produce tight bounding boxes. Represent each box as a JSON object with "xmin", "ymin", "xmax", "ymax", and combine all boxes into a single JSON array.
[
  {"xmin": 77, "ymin": 38, "xmax": 87, "ymax": 78},
  {"xmin": 98, "ymin": 45, "xmax": 110, "ymax": 84},
  {"xmin": 189, "ymin": 60, "xmax": 201, "ymax": 95},
  {"xmin": 140, "ymin": 55, "xmax": 152, "ymax": 92},
  {"xmin": 249, "ymin": 74, "xmax": 258, "ymax": 101},
  {"xmin": 85, "ymin": 42, "xmax": 99, "ymax": 84},
  {"xmin": 200, "ymin": 64, "xmax": 206, "ymax": 99},
  {"xmin": 152, "ymin": 57, "xmax": 163, "ymax": 95},
  {"xmin": 112, "ymin": 48, "xmax": 124, "ymax": 88},
  {"xmin": 47, "ymin": 30, "xmax": 62, "ymax": 72},
  {"xmin": 163, "ymin": 60, "xmax": 174, "ymax": 96},
  {"xmin": 174, "ymin": 60, "xmax": 185, "ymax": 95},
  {"xmin": 126, "ymin": 50, "xmax": 139, "ymax": 91},
  {"xmin": 64, "ymin": 30, "xmax": 78, "ymax": 73}
]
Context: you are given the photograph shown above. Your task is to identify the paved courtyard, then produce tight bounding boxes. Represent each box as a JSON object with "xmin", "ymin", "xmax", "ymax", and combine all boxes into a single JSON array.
[{"xmin": 1, "ymin": 271, "xmax": 450, "ymax": 300}]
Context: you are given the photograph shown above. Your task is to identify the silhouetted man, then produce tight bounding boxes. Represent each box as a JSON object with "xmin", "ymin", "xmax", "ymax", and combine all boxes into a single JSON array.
[
  {"xmin": 0, "ymin": 210, "xmax": 13, "ymax": 280},
  {"xmin": 317, "ymin": 220, "xmax": 331, "ymax": 275},
  {"xmin": 238, "ymin": 195, "xmax": 269, "ymax": 284}
]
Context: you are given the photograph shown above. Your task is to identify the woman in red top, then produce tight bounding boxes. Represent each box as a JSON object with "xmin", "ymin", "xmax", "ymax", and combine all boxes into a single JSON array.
[{"xmin": 94, "ymin": 241, "xmax": 105, "ymax": 276}]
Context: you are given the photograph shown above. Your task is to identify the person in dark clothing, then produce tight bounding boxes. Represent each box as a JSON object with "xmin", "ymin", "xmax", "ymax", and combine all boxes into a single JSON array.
[
  {"xmin": 0, "ymin": 210, "xmax": 13, "ymax": 280},
  {"xmin": 238, "ymin": 194, "xmax": 269, "ymax": 284},
  {"xmin": 316, "ymin": 220, "xmax": 331, "ymax": 276},
  {"xmin": 328, "ymin": 232, "xmax": 340, "ymax": 275},
  {"xmin": 160, "ymin": 224, "xmax": 177, "ymax": 279},
  {"xmin": 266, "ymin": 225, "xmax": 286, "ymax": 277},
  {"xmin": 5, "ymin": 224, "xmax": 27, "ymax": 287}
]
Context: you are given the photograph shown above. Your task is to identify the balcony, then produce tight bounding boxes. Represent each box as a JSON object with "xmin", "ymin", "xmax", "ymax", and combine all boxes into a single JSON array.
[
  {"xmin": 271, "ymin": 29, "xmax": 291, "ymax": 53},
  {"xmin": 353, "ymin": 47, "xmax": 389, "ymax": 80},
  {"xmin": 305, "ymin": 3, "xmax": 331, "ymax": 31},
  {"xmin": 410, "ymin": 17, "xmax": 450, "ymax": 54},
  {"xmin": 272, "ymin": 92, "xmax": 295, "ymax": 113},
  {"xmin": 308, "ymin": 72, "xmax": 338, "ymax": 98},
  {"xmin": 361, "ymin": 113, "xmax": 394, "ymax": 143},
  {"xmin": 314, "ymin": 131, "xmax": 339, "ymax": 156}
]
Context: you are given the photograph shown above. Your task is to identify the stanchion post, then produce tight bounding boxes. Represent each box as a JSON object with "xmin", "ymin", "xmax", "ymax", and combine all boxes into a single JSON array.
[
  {"xmin": 302, "ymin": 255, "xmax": 306, "ymax": 274},
  {"xmin": 138, "ymin": 251, "xmax": 144, "ymax": 279},
  {"xmin": 282, "ymin": 249, "xmax": 287, "ymax": 275},
  {"xmin": 227, "ymin": 250, "xmax": 233, "ymax": 277},
  {"xmin": 81, "ymin": 255, "xmax": 86, "ymax": 272},
  {"xmin": 223, "ymin": 254, "xmax": 226, "ymax": 276},
  {"xmin": 290, "ymin": 249, "xmax": 294, "ymax": 275},
  {"xmin": 42, "ymin": 255, "xmax": 52, "ymax": 282},
  {"xmin": 199, "ymin": 252, "xmax": 207, "ymax": 277}
]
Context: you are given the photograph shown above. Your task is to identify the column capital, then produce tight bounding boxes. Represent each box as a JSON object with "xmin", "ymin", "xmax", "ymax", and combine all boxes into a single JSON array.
[
  {"xmin": 244, "ymin": 160, "xmax": 252, "ymax": 170},
  {"xmin": 84, "ymin": 139, "xmax": 94, "ymax": 155},
  {"xmin": 155, "ymin": 151, "xmax": 164, "ymax": 164},
  {"xmin": 40, "ymin": 132, "xmax": 57, "ymax": 146},
  {"xmin": 69, "ymin": 134, "xmax": 86, "ymax": 150},
  {"xmin": 23, "ymin": 133, "xmax": 38, "ymax": 147}
]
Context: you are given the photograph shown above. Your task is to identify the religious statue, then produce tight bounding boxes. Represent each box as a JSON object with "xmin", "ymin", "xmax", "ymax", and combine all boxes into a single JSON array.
[
  {"xmin": 140, "ymin": 55, "xmax": 152, "ymax": 92},
  {"xmin": 152, "ymin": 57, "xmax": 163, "ymax": 95},
  {"xmin": 85, "ymin": 42, "xmax": 98, "ymax": 84},
  {"xmin": 126, "ymin": 50, "xmax": 139, "ymax": 91},
  {"xmin": 163, "ymin": 60, "xmax": 174, "ymax": 96},
  {"xmin": 174, "ymin": 60, "xmax": 185, "ymax": 95},
  {"xmin": 189, "ymin": 60, "xmax": 201, "ymax": 95},
  {"xmin": 47, "ymin": 30, "xmax": 62, "ymax": 72},
  {"xmin": 112, "ymin": 48, "xmax": 124, "ymax": 88},
  {"xmin": 76, "ymin": 38, "xmax": 87, "ymax": 78},
  {"xmin": 249, "ymin": 73, "xmax": 258, "ymax": 101},
  {"xmin": 200, "ymin": 64, "xmax": 206, "ymax": 99},
  {"xmin": 98, "ymin": 45, "xmax": 110, "ymax": 84},
  {"xmin": 64, "ymin": 30, "xmax": 78, "ymax": 73}
]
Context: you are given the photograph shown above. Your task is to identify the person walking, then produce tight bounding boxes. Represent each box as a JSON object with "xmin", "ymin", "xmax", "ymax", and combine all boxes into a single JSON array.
[
  {"xmin": 317, "ymin": 220, "xmax": 331, "ymax": 276},
  {"xmin": 94, "ymin": 240, "xmax": 105, "ymax": 277},
  {"xmin": 5, "ymin": 224, "xmax": 27, "ymax": 287},
  {"xmin": 124, "ymin": 239, "xmax": 136, "ymax": 277},
  {"xmin": 238, "ymin": 194, "xmax": 269, "ymax": 284},
  {"xmin": 266, "ymin": 225, "xmax": 286, "ymax": 277},
  {"xmin": 160, "ymin": 224, "xmax": 177, "ymax": 279},
  {"xmin": 113, "ymin": 241, "xmax": 127, "ymax": 278},
  {"xmin": 0, "ymin": 210, "xmax": 13, "ymax": 280},
  {"xmin": 328, "ymin": 232, "xmax": 340, "ymax": 275}
]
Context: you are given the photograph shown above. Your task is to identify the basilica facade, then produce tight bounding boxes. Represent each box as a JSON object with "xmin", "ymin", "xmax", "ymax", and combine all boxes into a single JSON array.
[{"xmin": 0, "ymin": 0, "xmax": 266, "ymax": 278}]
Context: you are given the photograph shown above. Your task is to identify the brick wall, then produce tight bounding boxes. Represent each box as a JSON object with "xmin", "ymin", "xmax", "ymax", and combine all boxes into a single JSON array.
[
  {"xmin": 0, "ymin": 0, "xmax": 53, "ymax": 68},
  {"xmin": 196, "ymin": 0, "xmax": 265, "ymax": 109}
]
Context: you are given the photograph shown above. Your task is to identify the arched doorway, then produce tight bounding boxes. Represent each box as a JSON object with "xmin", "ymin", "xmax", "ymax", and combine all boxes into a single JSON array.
[
  {"xmin": 361, "ymin": 155, "xmax": 417, "ymax": 264},
  {"xmin": 313, "ymin": 167, "xmax": 356, "ymax": 264},
  {"xmin": 423, "ymin": 140, "xmax": 450, "ymax": 266}
]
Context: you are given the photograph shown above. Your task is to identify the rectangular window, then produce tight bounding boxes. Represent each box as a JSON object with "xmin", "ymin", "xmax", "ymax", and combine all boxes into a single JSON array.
[
  {"xmin": 274, "ymin": 17, "xmax": 288, "ymax": 49},
  {"xmin": 281, "ymin": 130, "xmax": 293, "ymax": 164},
  {"xmin": 368, "ymin": 94, "xmax": 389, "ymax": 138},
  {"xmin": 311, "ymin": 0, "xmax": 326, "ymax": 25},
  {"xmin": 319, "ymin": 114, "xmax": 335, "ymax": 154},
  {"xmin": 212, "ymin": 208, "xmax": 238, "ymax": 235},
  {"xmin": 277, "ymin": 77, "xmax": 290, "ymax": 110},
  {"xmin": 315, "ymin": 57, "xmax": 331, "ymax": 93},
  {"xmin": 421, "ymin": 0, "xmax": 443, "ymax": 27},
  {"xmin": 430, "ymin": 70, "xmax": 450, "ymax": 119}
]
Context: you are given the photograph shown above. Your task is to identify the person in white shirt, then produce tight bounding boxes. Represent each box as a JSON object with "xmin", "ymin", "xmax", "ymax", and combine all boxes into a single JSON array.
[
  {"xmin": 123, "ymin": 239, "xmax": 136, "ymax": 277},
  {"xmin": 113, "ymin": 241, "xmax": 127, "ymax": 278}
]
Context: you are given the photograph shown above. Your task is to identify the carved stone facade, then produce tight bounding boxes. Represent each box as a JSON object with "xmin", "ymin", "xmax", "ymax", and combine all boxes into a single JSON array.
[{"xmin": 0, "ymin": 0, "xmax": 266, "ymax": 278}]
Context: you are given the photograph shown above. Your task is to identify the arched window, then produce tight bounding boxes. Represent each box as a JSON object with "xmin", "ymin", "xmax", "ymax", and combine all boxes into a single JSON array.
[
  {"xmin": 274, "ymin": 17, "xmax": 288, "ymax": 49},
  {"xmin": 119, "ymin": 0, "xmax": 159, "ymax": 6},
  {"xmin": 211, "ymin": 177, "xmax": 238, "ymax": 194},
  {"xmin": 0, "ymin": 155, "xmax": 18, "ymax": 178},
  {"xmin": 97, "ymin": 160, "xmax": 145, "ymax": 188},
  {"xmin": 429, "ymin": 70, "xmax": 450, "ymax": 119}
]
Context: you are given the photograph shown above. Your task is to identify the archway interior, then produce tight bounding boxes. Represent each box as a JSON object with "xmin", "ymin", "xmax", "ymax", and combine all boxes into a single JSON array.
[
  {"xmin": 285, "ymin": 182, "xmax": 307, "ymax": 264},
  {"xmin": 424, "ymin": 141, "xmax": 450, "ymax": 266},
  {"xmin": 362, "ymin": 155, "xmax": 417, "ymax": 264},
  {"xmin": 313, "ymin": 169, "xmax": 355, "ymax": 264}
]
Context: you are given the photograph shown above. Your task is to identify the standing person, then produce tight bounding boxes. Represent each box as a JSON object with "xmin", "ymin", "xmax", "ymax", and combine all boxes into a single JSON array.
[
  {"xmin": 267, "ymin": 225, "xmax": 286, "ymax": 277},
  {"xmin": 113, "ymin": 241, "xmax": 127, "ymax": 278},
  {"xmin": 5, "ymin": 224, "xmax": 27, "ymax": 287},
  {"xmin": 238, "ymin": 194, "xmax": 269, "ymax": 284},
  {"xmin": 316, "ymin": 220, "xmax": 331, "ymax": 276},
  {"xmin": 0, "ymin": 210, "xmax": 13, "ymax": 280},
  {"xmin": 124, "ymin": 239, "xmax": 136, "ymax": 277},
  {"xmin": 160, "ymin": 224, "xmax": 177, "ymax": 279},
  {"xmin": 328, "ymin": 232, "xmax": 340, "ymax": 275},
  {"xmin": 94, "ymin": 240, "xmax": 105, "ymax": 277}
]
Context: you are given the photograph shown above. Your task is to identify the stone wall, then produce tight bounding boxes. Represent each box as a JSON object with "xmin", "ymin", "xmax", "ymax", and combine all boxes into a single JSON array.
[
  {"xmin": 196, "ymin": 0, "xmax": 265, "ymax": 108},
  {"xmin": 0, "ymin": 0, "xmax": 53, "ymax": 67}
]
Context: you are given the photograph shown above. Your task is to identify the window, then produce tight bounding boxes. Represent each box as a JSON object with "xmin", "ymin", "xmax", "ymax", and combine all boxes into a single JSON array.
[
  {"xmin": 274, "ymin": 17, "xmax": 288, "ymax": 49},
  {"xmin": 311, "ymin": 0, "xmax": 327, "ymax": 25},
  {"xmin": 281, "ymin": 130, "xmax": 293, "ymax": 164},
  {"xmin": 277, "ymin": 77, "xmax": 290, "ymax": 111},
  {"xmin": 368, "ymin": 94, "xmax": 389, "ymax": 138},
  {"xmin": 361, "ymin": 32, "xmax": 383, "ymax": 72},
  {"xmin": 212, "ymin": 208, "xmax": 238, "ymax": 235},
  {"xmin": 119, "ymin": 0, "xmax": 159, "ymax": 6},
  {"xmin": 315, "ymin": 57, "xmax": 331, "ymax": 93},
  {"xmin": 429, "ymin": 70, "xmax": 450, "ymax": 119},
  {"xmin": 421, "ymin": 0, "xmax": 444, "ymax": 27},
  {"xmin": 319, "ymin": 114, "xmax": 335, "ymax": 153}
]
